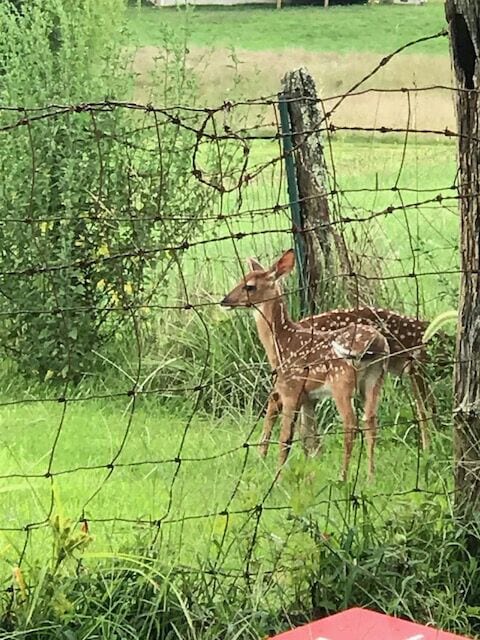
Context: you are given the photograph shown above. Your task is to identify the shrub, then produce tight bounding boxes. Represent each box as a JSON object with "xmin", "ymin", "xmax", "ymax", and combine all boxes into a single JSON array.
[{"xmin": 0, "ymin": 0, "xmax": 215, "ymax": 382}]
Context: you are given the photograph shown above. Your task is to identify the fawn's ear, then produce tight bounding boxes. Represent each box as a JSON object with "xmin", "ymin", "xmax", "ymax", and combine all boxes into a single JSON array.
[
  {"xmin": 246, "ymin": 257, "xmax": 264, "ymax": 272},
  {"xmin": 272, "ymin": 249, "xmax": 295, "ymax": 279}
]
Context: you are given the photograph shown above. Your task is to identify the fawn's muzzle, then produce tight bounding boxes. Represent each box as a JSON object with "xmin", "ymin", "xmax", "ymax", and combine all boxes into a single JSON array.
[{"xmin": 220, "ymin": 295, "xmax": 233, "ymax": 307}]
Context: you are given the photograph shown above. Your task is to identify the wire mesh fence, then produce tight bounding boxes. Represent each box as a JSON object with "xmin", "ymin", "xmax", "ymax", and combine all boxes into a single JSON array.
[{"xmin": 0, "ymin": 28, "xmax": 464, "ymax": 620}]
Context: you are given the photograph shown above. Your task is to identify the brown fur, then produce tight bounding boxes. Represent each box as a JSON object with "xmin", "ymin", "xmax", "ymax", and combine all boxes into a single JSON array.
[
  {"xmin": 300, "ymin": 307, "xmax": 432, "ymax": 449},
  {"xmin": 221, "ymin": 250, "xmax": 390, "ymax": 481},
  {"xmin": 246, "ymin": 257, "xmax": 433, "ymax": 451}
]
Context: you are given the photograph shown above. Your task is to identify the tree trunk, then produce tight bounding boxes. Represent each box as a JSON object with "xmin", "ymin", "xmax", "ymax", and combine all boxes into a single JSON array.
[{"xmin": 445, "ymin": 0, "xmax": 480, "ymax": 514}]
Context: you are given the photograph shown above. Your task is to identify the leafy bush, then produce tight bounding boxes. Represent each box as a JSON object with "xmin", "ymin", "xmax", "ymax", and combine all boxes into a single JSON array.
[{"xmin": 0, "ymin": 0, "xmax": 215, "ymax": 382}]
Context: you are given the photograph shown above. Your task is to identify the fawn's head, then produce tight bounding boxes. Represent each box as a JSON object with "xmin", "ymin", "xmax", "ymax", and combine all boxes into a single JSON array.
[{"xmin": 221, "ymin": 249, "xmax": 295, "ymax": 309}]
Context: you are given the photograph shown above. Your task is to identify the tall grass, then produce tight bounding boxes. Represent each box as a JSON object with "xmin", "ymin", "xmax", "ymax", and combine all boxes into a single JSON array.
[{"xmin": 4, "ymin": 497, "xmax": 480, "ymax": 639}]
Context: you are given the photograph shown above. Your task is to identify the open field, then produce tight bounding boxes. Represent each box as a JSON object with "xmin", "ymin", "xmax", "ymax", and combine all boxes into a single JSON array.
[
  {"xmin": 130, "ymin": 3, "xmax": 454, "ymax": 129},
  {"xmin": 135, "ymin": 45, "xmax": 455, "ymax": 130},
  {"xmin": 127, "ymin": 4, "xmax": 448, "ymax": 54}
]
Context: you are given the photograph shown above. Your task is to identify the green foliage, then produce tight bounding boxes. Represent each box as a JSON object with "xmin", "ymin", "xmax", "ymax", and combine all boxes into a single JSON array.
[
  {"xmin": 3, "ymin": 501, "xmax": 92, "ymax": 634},
  {"xmin": 280, "ymin": 503, "xmax": 479, "ymax": 636},
  {"xmin": 4, "ymin": 550, "xmax": 278, "ymax": 639},
  {"xmin": 5, "ymin": 0, "xmax": 24, "ymax": 12},
  {"xmin": 0, "ymin": 0, "xmax": 215, "ymax": 382},
  {"xmin": 3, "ymin": 503, "xmax": 480, "ymax": 639}
]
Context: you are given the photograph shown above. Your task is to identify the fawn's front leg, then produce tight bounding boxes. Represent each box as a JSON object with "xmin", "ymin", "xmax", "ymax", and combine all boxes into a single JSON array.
[
  {"xmin": 260, "ymin": 391, "xmax": 282, "ymax": 458},
  {"xmin": 363, "ymin": 367, "xmax": 385, "ymax": 482},
  {"xmin": 278, "ymin": 387, "xmax": 304, "ymax": 467}
]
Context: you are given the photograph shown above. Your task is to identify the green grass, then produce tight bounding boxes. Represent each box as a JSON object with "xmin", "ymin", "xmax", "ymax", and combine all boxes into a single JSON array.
[
  {"xmin": 0, "ymin": 364, "xmax": 460, "ymax": 638},
  {"xmin": 0, "ymin": 388, "xmax": 452, "ymax": 571},
  {"xmin": 127, "ymin": 3, "xmax": 448, "ymax": 54},
  {"xmin": 186, "ymin": 134, "xmax": 458, "ymax": 318}
]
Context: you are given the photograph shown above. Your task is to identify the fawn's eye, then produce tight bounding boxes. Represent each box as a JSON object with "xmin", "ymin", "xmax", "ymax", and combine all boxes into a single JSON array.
[{"xmin": 243, "ymin": 284, "xmax": 256, "ymax": 292}]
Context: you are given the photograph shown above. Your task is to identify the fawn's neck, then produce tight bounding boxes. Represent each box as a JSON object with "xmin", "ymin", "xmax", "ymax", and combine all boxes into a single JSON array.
[{"xmin": 253, "ymin": 290, "xmax": 295, "ymax": 368}]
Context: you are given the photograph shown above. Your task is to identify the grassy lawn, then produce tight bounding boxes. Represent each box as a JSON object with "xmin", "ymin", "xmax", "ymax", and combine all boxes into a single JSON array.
[
  {"xmin": 127, "ymin": 3, "xmax": 448, "ymax": 54},
  {"xmin": 0, "ymin": 388, "xmax": 452, "ymax": 580}
]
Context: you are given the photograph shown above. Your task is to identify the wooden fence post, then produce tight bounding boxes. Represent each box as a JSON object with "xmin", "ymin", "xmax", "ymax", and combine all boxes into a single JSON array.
[
  {"xmin": 281, "ymin": 67, "xmax": 337, "ymax": 315},
  {"xmin": 446, "ymin": 0, "xmax": 480, "ymax": 515}
]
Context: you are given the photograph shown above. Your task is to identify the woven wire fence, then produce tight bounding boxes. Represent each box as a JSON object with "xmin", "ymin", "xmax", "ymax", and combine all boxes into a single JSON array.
[{"xmin": 0, "ymin": 29, "xmax": 461, "ymax": 607}]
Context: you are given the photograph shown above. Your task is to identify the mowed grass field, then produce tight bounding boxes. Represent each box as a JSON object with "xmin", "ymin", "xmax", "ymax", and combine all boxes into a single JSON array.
[
  {"xmin": 127, "ymin": 2, "xmax": 447, "ymax": 54},
  {"xmin": 0, "ymin": 2, "xmax": 459, "ymax": 584},
  {"xmin": 129, "ymin": 1, "xmax": 454, "ymax": 128},
  {"xmin": 0, "ymin": 388, "xmax": 453, "ymax": 575}
]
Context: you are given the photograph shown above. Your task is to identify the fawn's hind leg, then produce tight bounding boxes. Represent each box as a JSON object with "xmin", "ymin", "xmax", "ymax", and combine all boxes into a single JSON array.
[
  {"xmin": 410, "ymin": 366, "xmax": 433, "ymax": 450},
  {"xmin": 331, "ymin": 376, "xmax": 357, "ymax": 482},
  {"xmin": 278, "ymin": 400, "xmax": 298, "ymax": 467}
]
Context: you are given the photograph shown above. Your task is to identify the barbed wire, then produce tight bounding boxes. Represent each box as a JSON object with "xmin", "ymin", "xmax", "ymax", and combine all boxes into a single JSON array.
[{"xmin": 0, "ymin": 28, "xmax": 464, "ymax": 616}]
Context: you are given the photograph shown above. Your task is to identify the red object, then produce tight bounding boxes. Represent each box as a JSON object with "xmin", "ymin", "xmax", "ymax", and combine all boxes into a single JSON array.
[{"xmin": 270, "ymin": 607, "xmax": 470, "ymax": 640}]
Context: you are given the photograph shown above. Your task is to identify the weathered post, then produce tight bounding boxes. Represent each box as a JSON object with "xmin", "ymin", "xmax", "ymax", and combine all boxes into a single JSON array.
[
  {"xmin": 445, "ymin": 0, "xmax": 480, "ymax": 515},
  {"xmin": 279, "ymin": 68, "xmax": 339, "ymax": 456},
  {"xmin": 281, "ymin": 68, "xmax": 337, "ymax": 316}
]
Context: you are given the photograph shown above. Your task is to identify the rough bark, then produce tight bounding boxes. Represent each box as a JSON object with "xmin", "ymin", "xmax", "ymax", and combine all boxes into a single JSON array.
[
  {"xmin": 282, "ymin": 68, "xmax": 337, "ymax": 314},
  {"xmin": 446, "ymin": 0, "xmax": 480, "ymax": 514}
]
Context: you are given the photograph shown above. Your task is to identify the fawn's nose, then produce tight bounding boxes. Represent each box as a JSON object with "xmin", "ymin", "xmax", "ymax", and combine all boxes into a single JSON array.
[{"xmin": 220, "ymin": 295, "xmax": 231, "ymax": 307}]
